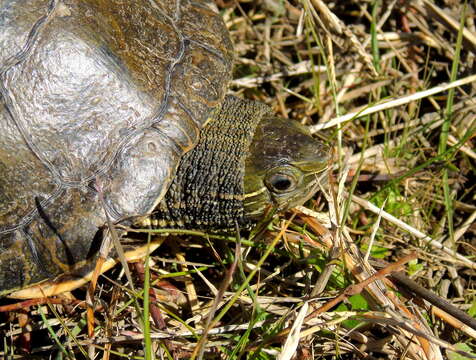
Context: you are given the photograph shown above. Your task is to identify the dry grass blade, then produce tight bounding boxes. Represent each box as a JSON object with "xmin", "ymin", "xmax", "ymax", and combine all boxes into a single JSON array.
[
  {"xmin": 277, "ymin": 301, "xmax": 308, "ymax": 360},
  {"xmin": 350, "ymin": 193, "xmax": 476, "ymax": 269}
]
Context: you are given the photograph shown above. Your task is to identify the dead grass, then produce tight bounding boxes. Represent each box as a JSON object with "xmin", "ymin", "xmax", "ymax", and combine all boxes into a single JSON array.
[{"xmin": 1, "ymin": 0, "xmax": 476, "ymax": 359}]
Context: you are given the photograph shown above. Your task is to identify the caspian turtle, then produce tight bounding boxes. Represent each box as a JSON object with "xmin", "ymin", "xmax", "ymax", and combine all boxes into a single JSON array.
[{"xmin": 0, "ymin": 0, "xmax": 329, "ymax": 297}]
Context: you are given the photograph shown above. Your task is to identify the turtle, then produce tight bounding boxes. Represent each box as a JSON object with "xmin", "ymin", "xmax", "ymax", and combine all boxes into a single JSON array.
[{"xmin": 0, "ymin": 0, "xmax": 329, "ymax": 298}]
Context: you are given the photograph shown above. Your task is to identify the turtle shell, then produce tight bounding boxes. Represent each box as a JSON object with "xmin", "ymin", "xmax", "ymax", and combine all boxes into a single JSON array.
[{"xmin": 0, "ymin": 0, "xmax": 233, "ymax": 294}]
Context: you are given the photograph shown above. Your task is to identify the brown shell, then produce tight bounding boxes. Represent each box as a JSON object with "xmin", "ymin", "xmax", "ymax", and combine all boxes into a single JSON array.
[{"xmin": 0, "ymin": 0, "xmax": 233, "ymax": 294}]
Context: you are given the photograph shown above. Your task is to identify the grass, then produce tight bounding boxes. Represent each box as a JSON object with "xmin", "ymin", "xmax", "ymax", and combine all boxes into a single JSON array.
[{"xmin": 1, "ymin": 0, "xmax": 476, "ymax": 359}]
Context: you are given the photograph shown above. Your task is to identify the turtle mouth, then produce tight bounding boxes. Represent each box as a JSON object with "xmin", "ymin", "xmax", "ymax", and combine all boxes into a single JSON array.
[
  {"xmin": 304, "ymin": 169, "xmax": 328, "ymax": 201},
  {"xmin": 277, "ymin": 167, "xmax": 328, "ymax": 212},
  {"xmin": 243, "ymin": 160, "xmax": 330, "ymax": 221}
]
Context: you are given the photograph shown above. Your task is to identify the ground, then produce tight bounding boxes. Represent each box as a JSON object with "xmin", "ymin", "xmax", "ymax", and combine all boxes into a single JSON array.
[{"xmin": 1, "ymin": 0, "xmax": 475, "ymax": 359}]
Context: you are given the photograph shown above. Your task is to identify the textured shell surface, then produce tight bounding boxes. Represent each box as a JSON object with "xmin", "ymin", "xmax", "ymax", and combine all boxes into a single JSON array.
[{"xmin": 0, "ymin": 0, "xmax": 233, "ymax": 293}]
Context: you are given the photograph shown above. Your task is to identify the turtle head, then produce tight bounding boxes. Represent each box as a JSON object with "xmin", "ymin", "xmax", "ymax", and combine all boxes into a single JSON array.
[
  {"xmin": 153, "ymin": 96, "xmax": 330, "ymax": 230},
  {"xmin": 243, "ymin": 117, "xmax": 330, "ymax": 221}
]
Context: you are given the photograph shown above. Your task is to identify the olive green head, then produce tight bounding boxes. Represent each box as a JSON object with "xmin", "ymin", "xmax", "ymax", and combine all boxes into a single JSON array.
[{"xmin": 243, "ymin": 117, "xmax": 330, "ymax": 221}]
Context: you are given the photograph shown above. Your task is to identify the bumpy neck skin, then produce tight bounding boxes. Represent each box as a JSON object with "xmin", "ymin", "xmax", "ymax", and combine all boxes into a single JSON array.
[{"xmin": 153, "ymin": 95, "xmax": 271, "ymax": 229}]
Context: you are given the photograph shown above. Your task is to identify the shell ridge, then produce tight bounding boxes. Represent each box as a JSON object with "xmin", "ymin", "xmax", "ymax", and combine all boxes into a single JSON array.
[
  {"xmin": 0, "ymin": 0, "xmax": 59, "ymax": 72},
  {"xmin": 0, "ymin": 186, "xmax": 66, "ymax": 234},
  {"xmin": 59, "ymin": 1, "xmax": 186, "ymax": 187},
  {"xmin": 148, "ymin": 17, "xmax": 187, "ymax": 129},
  {"xmin": 186, "ymin": 38, "xmax": 228, "ymax": 67},
  {"xmin": 0, "ymin": 0, "xmax": 63, "ymax": 184}
]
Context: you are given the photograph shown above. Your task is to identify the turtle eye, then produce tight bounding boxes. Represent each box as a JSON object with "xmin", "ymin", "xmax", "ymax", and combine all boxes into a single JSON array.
[{"xmin": 266, "ymin": 173, "xmax": 297, "ymax": 193}]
